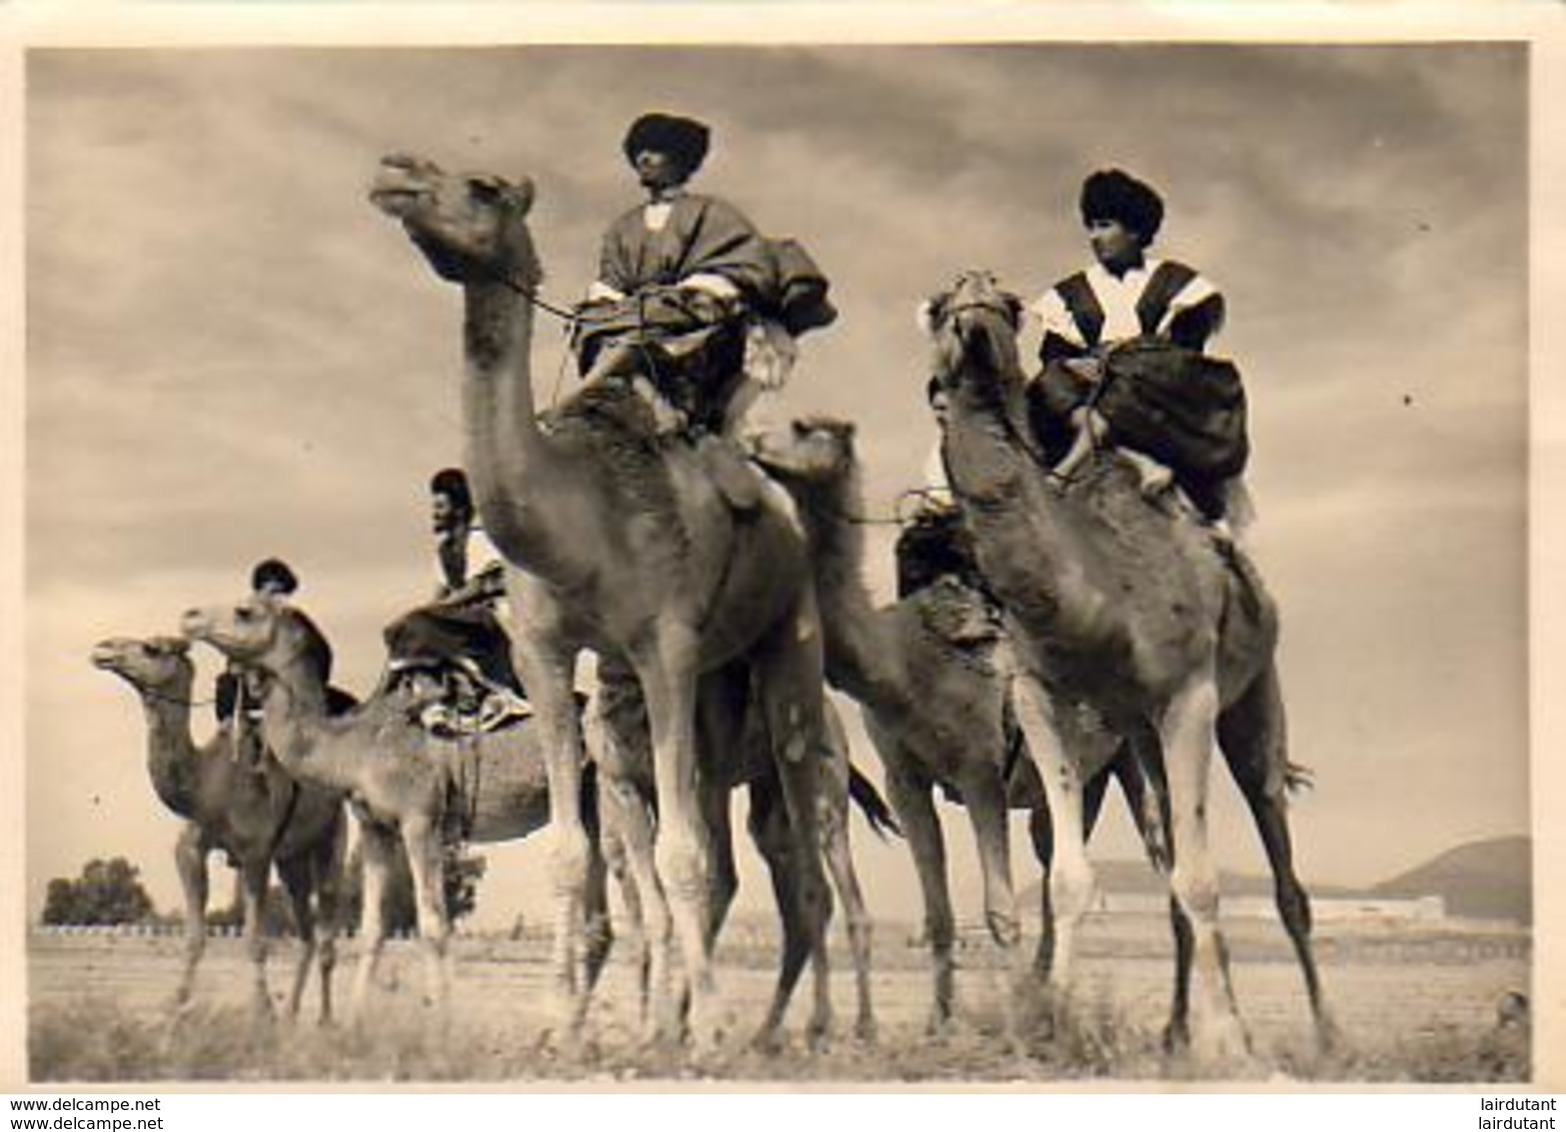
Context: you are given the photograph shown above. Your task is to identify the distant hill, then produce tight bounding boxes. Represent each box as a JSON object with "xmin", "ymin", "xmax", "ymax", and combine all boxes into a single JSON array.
[
  {"xmin": 1370, "ymin": 836, "xmax": 1531, "ymax": 923},
  {"xmin": 1022, "ymin": 836, "xmax": 1532, "ymax": 924}
]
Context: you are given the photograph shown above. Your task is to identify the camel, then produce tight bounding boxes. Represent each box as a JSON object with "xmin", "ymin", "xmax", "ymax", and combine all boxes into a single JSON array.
[
  {"xmin": 752, "ymin": 418, "xmax": 1139, "ymax": 1024},
  {"xmin": 178, "ymin": 598, "xmax": 620, "ymax": 1026},
  {"xmin": 90, "ymin": 635, "xmax": 347, "ymax": 1023},
  {"xmin": 918, "ymin": 269, "xmax": 1326, "ymax": 1063},
  {"xmin": 368, "ymin": 153, "xmax": 837, "ymax": 1050},
  {"xmin": 753, "ymin": 416, "xmax": 1333, "ymax": 1049}
]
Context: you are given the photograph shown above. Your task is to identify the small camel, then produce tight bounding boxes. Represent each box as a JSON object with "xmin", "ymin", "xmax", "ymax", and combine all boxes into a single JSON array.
[
  {"xmin": 920, "ymin": 270, "xmax": 1328, "ymax": 1064},
  {"xmin": 753, "ymin": 416, "xmax": 1332, "ymax": 1047},
  {"xmin": 369, "ymin": 154, "xmax": 836, "ymax": 1049},
  {"xmin": 91, "ymin": 635, "xmax": 347, "ymax": 1023},
  {"xmin": 179, "ymin": 599, "xmax": 618, "ymax": 1026}
]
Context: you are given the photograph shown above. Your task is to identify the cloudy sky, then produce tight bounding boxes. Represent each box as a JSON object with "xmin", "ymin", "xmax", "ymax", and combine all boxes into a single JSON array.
[{"xmin": 20, "ymin": 37, "xmax": 1532, "ymax": 932}]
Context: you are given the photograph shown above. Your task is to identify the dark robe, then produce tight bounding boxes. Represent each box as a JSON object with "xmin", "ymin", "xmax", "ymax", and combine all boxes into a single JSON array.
[
  {"xmin": 575, "ymin": 193, "xmax": 835, "ymax": 427},
  {"xmin": 1030, "ymin": 260, "xmax": 1247, "ymax": 518}
]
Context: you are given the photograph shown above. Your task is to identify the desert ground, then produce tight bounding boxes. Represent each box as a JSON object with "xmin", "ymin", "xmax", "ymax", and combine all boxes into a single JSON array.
[{"xmin": 28, "ymin": 909, "xmax": 1530, "ymax": 1085}]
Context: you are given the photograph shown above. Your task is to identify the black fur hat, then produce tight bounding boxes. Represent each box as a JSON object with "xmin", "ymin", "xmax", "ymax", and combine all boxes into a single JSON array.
[
  {"xmin": 622, "ymin": 112, "xmax": 711, "ymax": 179},
  {"xmin": 250, "ymin": 558, "xmax": 299, "ymax": 596},
  {"xmin": 1080, "ymin": 169, "xmax": 1165, "ymax": 245}
]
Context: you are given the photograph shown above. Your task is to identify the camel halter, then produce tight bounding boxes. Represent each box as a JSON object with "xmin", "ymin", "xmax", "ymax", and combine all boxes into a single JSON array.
[
  {"xmin": 495, "ymin": 272, "xmax": 669, "ymax": 411},
  {"xmin": 137, "ymin": 687, "xmax": 216, "ymax": 710}
]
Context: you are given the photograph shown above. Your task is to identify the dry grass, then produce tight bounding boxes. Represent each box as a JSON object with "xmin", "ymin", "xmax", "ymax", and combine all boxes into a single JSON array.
[{"xmin": 27, "ymin": 922, "xmax": 1530, "ymax": 1085}]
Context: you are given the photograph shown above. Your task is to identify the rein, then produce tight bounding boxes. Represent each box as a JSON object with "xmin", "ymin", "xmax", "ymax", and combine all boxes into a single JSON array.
[
  {"xmin": 499, "ymin": 274, "xmax": 579, "ymax": 324},
  {"xmin": 140, "ymin": 687, "xmax": 215, "ymax": 710}
]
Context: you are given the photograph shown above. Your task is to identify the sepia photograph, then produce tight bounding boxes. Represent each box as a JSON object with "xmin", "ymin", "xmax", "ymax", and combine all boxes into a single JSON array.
[{"xmin": 8, "ymin": 13, "xmax": 1558, "ymax": 1090}]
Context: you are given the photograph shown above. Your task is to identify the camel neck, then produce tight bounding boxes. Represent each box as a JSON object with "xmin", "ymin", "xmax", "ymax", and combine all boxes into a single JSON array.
[
  {"xmin": 941, "ymin": 333, "xmax": 1109, "ymax": 637},
  {"xmin": 256, "ymin": 679, "xmax": 360, "ymax": 796},
  {"xmin": 459, "ymin": 278, "xmax": 571, "ymax": 572},
  {"xmin": 141, "ymin": 691, "xmax": 200, "ymax": 820},
  {"xmin": 795, "ymin": 478, "xmax": 909, "ymax": 708}
]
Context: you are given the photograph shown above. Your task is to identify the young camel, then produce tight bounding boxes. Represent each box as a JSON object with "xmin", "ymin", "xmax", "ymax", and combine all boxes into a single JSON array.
[
  {"xmin": 753, "ymin": 417, "xmax": 1332, "ymax": 1050},
  {"xmin": 179, "ymin": 598, "xmax": 617, "ymax": 1027},
  {"xmin": 91, "ymin": 635, "xmax": 347, "ymax": 1023}
]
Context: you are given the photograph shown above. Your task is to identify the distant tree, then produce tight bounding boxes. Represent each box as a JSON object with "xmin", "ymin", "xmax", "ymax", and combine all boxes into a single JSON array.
[{"xmin": 40, "ymin": 857, "xmax": 155, "ymax": 926}]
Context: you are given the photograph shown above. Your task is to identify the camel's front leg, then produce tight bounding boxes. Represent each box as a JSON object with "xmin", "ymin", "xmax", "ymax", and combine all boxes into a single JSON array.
[
  {"xmin": 637, "ymin": 631, "xmax": 723, "ymax": 1050},
  {"xmin": 311, "ymin": 813, "xmax": 348, "ymax": 1025},
  {"xmin": 238, "ymin": 857, "xmax": 274, "ymax": 1022},
  {"xmin": 349, "ymin": 820, "xmax": 397, "ymax": 1025},
  {"xmin": 511, "ymin": 603, "xmax": 593, "ymax": 1044},
  {"xmin": 877, "ymin": 748, "xmax": 955, "ymax": 1034},
  {"xmin": 1008, "ymin": 672, "xmax": 1094, "ymax": 1013},
  {"xmin": 401, "ymin": 815, "xmax": 453, "ymax": 1025},
  {"xmin": 952, "ymin": 764, "xmax": 1024, "ymax": 1035},
  {"xmin": 276, "ymin": 855, "xmax": 318, "ymax": 1021},
  {"xmin": 589, "ymin": 676, "xmax": 675, "ymax": 1044},
  {"xmin": 1161, "ymin": 669, "xmax": 1250, "ymax": 1067},
  {"xmin": 171, "ymin": 825, "xmax": 209, "ymax": 1013}
]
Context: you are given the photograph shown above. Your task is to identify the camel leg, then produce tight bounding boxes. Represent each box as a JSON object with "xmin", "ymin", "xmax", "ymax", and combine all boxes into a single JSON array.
[
  {"xmin": 1103, "ymin": 743, "xmax": 1203, "ymax": 1052},
  {"xmin": 400, "ymin": 817, "xmax": 453, "ymax": 1022},
  {"xmin": 1008, "ymin": 672, "xmax": 1094, "ymax": 1011},
  {"xmin": 171, "ymin": 826, "xmax": 209, "ymax": 1013},
  {"xmin": 1028, "ymin": 757, "xmax": 1114, "ymax": 984},
  {"xmin": 750, "ymin": 610, "xmax": 834, "ymax": 1053},
  {"xmin": 590, "ymin": 676, "xmax": 677, "ymax": 1043},
  {"xmin": 276, "ymin": 855, "xmax": 317, "ymax": 1022},
  {"xmin": 349, "ymin": 820, "xmax": 397, "ymax": 1025},
  {"xmin": 1219, "ymin": 665, "xmax": 1336, "ymax": 1051},
  {"xmin": 880, "ymin": 755, "xmax": 956, "ymax": 1033},
  {"xmin": 576, "ymin": 763, "xmax": 616, "ymax": 995},
  {"xmin": 595, "ymin": 778, "xmax": 651, "ymax": 1012},
  {"xmin": 952, "ymin": 763, "xmax": 1027, "ymax": 1037},
  {"xmin": 582, "ymin": 828, "xmax": 614, "ymax": 996},
  {"xmin": 695, "ymin": 674, "xmax": 745, "ymax": 952},
  {"xmin": 746, "ymin": 772, "xmax": 813, "ymax": 1052},
  {"xmin": 311, "ymin": 812, "xmax": 347, "ymax": 1025},
  {"xmin": 634, "ymin": 628, "xmax": 726, "ymax": 1050},
  {"xmin": 608, "ymin": 779, "xmax": 673, "ymax": 1041},
  {"xmin": 238, "ymin": 857, "xmax": 274, "ymax": 1022},
  {"xmin": 1160, "ymin": 670, "xmax": 1250, "ymax": 1066},
  {"xmin": 510, "ymin": 608, "xmax": 594, "ymax": 1042},
  {"xmin": 819, "ymin": 707, "xmax": 876, "ymax": 1045}
]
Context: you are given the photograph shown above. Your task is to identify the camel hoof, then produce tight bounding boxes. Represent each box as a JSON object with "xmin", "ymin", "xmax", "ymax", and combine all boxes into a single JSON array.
[
  {"xmin": 923, "ymin": 1008, "xmax": 955, "ymax": 1044},
  {"xmin": 852, "ymin": 1017, "xmax": 878, "ymax": 1047},
  {"xmin": 1312, "ymin": 1014, "xmax": 1345, "ymax": 1058},
  {"xmin": 536, "ymin": 1023, "xmax": 586, "ymax": 1060},
  {"xmin": 749, "ymin": 1025, "xmax": 786, "ymax": 1057},
  {"xmin": 1180, "ymin": 1018, "xmax": 1255, "ymax": 1077},
  {"xmin": 805, "ymin": 1021, "xmax": 832, "ymax": 1055}
]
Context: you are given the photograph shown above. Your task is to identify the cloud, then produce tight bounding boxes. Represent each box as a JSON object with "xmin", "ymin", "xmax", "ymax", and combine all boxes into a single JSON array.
[{"xmin": 23, "ymin": 43, "xmax": 1530, "ymax": 915}]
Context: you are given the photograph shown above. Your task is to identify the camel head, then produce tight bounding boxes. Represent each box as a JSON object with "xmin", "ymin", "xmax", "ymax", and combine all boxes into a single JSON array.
[
  {"xmin": 918, "ymin": 269, "xmax": 1026, "ymax": 404},
  {"xmin": 91, "ymin": 635, "xmax": 195, "ymax": 697},
  {"xmin": 180, "ymin": 599, "xmax": 331, "ymax": 691},
  {"xmin": 751, "ymin": 416, "xmax": 858, "ymax": 489},
  {"xmin": 369, "ymin": 153, "xmax": 541, "ymax": 291}
]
